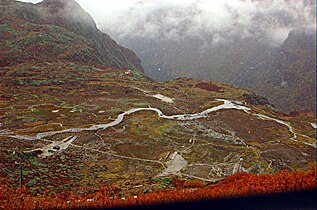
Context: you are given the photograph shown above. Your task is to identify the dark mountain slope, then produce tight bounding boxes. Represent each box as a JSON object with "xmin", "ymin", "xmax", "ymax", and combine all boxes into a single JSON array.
[
  {"xmin": 119, "ymin": 34, "xmax": 270, "ymax": 82},
  {"xmin": 234, "ymin": 28, "xmax": 316, "ymax": 113},
  {"xmin": 111, "ymin": 1, "xmax": 315, "ymax": 113},
  {"xmin": 119, "ymin": 28, "xmax": 315, "ymax": 113},
  {"xmin": 0, "ymin": 0, "xmax": 143, "ymax": 72}
]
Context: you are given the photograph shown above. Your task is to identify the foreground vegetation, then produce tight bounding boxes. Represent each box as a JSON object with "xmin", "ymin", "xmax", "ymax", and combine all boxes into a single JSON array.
[{"xmin": 1, "ymin": 166, "xmax": 316, "ymax": 209}]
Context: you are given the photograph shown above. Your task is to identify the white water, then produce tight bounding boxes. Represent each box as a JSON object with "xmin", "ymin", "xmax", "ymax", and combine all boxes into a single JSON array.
[
  {"xmin": 254, "ymin": 114, "xmax": 316, "ymax": 148},
  {"xmin": 6, "ymin": 99, "xmax": 250, "ymax": 141},
  {"xmin": 2, "ymin": 99, "xmax": 314, "ymax": 149},
  {"xmin": 254, "ymin": 114, "xmax": 297, "ymax": 139},
  {"xmin": 310, "ymin": 123, "xmax": 316, "ymax": 129}
]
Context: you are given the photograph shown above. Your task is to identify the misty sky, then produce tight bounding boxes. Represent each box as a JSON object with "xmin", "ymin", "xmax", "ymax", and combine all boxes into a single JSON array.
[{"xmin": 18, "ymin": 0, "xmax": 315, "ymax": 45}]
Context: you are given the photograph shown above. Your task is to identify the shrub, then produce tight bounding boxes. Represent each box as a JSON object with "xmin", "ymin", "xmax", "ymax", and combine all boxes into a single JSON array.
[{"xmin": 0, "ymin": 166, "xmax": 315, "ymax": 209}]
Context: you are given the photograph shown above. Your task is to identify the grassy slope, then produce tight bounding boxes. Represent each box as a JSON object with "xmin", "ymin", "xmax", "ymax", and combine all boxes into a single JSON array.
[
  {"xmin": 0, "ymin": 0, "xmax": 143, "ymax": 72},
  {"xmin": 0, "ymin": 62, "xmax": 315, "ymax": 196}
]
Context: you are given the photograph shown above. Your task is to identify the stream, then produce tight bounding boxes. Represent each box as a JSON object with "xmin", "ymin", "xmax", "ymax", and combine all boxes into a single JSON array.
[
  {"xmin": 1, "ymin": 98, "xmax": 315, "ymax": 180},
  {"xmin": 2, "ymin": 99, "xmax": 314, "ymax": 150},
  {"xmin": 5, "ymin": 99, "xmax": 249, "ymax": 140}
]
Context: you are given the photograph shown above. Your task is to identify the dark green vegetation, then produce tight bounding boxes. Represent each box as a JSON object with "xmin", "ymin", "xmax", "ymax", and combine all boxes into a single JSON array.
[{"xmin": 0, "ymin": 0, "xmax": 315, "ymax": 197}]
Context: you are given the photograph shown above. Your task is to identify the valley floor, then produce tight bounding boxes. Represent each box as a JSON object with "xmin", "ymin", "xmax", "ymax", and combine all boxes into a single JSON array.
[{"xmin": 0, "ymin": 62, "xmax": 315, "ymax": 197}]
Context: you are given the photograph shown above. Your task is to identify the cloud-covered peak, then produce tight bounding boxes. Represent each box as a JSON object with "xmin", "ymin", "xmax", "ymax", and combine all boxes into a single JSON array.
[{"xmin": 17, "ymin": 0, "xmax": 316, "ymax": 45}]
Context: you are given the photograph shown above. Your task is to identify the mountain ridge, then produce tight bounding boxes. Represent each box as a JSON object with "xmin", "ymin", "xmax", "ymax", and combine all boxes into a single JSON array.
[
  {"xmin": 234, "ymin": 27, "xmax": 316, "ymax": 113},
  {"xmin": 116, "ymin": 25, "xmax": 315, "ymax": 113},
  {"xmin": 0, "ymin": 0, "xmax": 144, "ymax": 72}
]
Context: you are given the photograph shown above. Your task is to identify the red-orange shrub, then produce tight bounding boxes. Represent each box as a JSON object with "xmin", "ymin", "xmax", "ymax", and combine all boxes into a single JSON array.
[
  {"xmin": 0, "ymin": 166, "xmax": 316, "ymax": 209},
  {"xmin": 183, "ymin": 180, "xmax": 205, "ymax": 188}
]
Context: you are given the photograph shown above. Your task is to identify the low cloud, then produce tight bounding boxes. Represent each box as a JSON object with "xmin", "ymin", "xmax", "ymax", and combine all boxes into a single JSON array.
[{"xmin": 18, "ymin": 0, "xmax": 316, "ymax": 45}]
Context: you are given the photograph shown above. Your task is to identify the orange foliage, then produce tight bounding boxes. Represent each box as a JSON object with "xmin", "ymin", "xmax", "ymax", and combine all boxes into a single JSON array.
[
  {"xmin": 171, "ymin": 177, "xmax": 205, "ymax": 188},
  {"xmin": 183, "ymin": 180, "xmax": 206, "ymax": 188},
  {"xmin": 0, "ymin": 166, "xmax": 316, "ymax": 209},
  {"xmin": 171, "ymin": 177, "xmax": 185, "ymax": 188}
]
